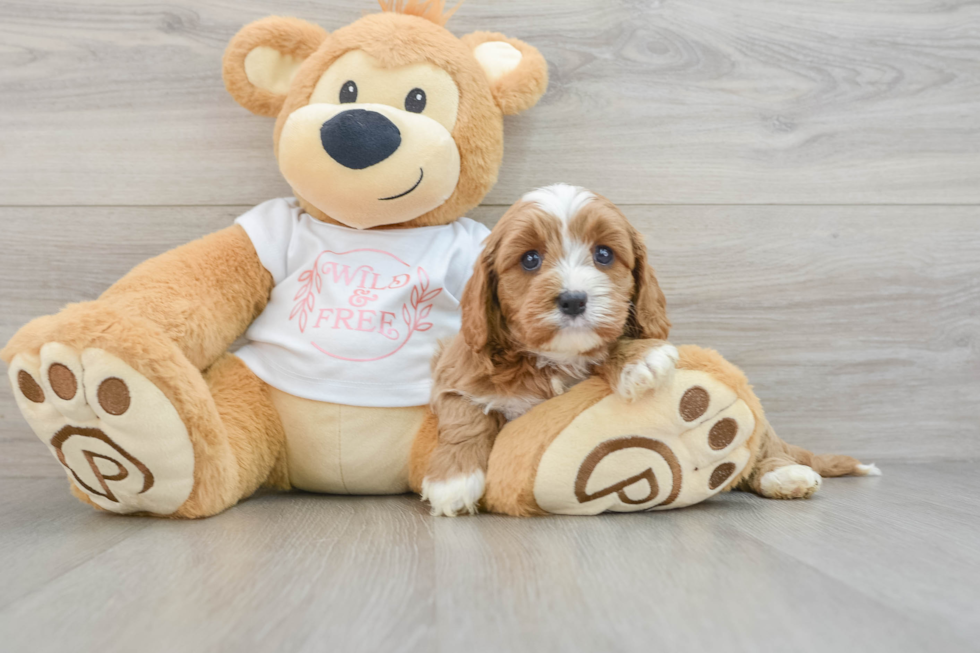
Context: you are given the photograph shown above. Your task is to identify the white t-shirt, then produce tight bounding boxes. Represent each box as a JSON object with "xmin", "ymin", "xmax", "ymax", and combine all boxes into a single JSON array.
[{"xmin": 234, "ymin": 198, "xmax": 490, "ymax": 407}]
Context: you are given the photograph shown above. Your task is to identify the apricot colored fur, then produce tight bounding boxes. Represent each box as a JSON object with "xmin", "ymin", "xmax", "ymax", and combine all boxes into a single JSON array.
[
  {"xmin": 5, "ymin": 5, "xmax": 551, "ymax": 519},
  {"xmin": 424, "ymin": 194, "xmax": 872, "ymax": 515},
  {"xmin": 426, "ymin": 195, "xmax": 671, "ymax": 494},
  {"xmin": 408, "ymin": 410, "xmax": 440, "ymax": 494}
]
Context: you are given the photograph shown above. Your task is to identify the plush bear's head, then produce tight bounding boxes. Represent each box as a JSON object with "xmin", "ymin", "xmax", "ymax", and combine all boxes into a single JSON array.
[{"xmin": 223, "ymin": 1, "xmax": 548, "ymax": 230}]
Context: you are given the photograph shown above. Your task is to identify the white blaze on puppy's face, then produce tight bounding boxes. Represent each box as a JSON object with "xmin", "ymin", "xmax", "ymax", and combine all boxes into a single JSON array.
[
  {"xmin": 521, "ymin": 184, "xmax": 596, "ymax": 225},
  {"xmin": 476, "ymin": 184, "xmax": 655, "ymax": 366},
  {"xmin": 515, "ymin": 184, "xmax": 630, "ymax": 357}
]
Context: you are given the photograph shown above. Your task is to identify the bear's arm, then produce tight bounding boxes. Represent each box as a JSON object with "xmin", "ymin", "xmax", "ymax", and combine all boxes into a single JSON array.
[{"xmin": 98, "ymin": 224, "xmax": 273, "ymax": 370}]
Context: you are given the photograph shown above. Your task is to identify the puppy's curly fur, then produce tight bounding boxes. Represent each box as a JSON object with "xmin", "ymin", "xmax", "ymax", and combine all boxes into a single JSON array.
[{"xmin": 422, "ymin": 184, "xmax": 678, "ymax": 516}]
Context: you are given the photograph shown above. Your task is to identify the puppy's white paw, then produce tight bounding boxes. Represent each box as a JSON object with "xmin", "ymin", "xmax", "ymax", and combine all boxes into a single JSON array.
[
  {"xmin": 759, "ymin": 464, "xmax": 822, "ymax": 499},
  {"xmin": 421, "ymin": 470, "xmax": 486, "ymax": 517},
  {"xmin": 616, "ymin": 344, "xmax": 679, "ymax": 402}
]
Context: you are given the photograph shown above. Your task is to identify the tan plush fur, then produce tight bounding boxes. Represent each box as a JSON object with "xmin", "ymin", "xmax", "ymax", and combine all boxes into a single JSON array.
[
  {"xmin": 484, "ymin": 343, "xmax": 870, "ymax": 517},
  {"xmin": 224, "ymin": 10, "xmax": 547, "ymax": 229},
  {"xmin": 267, "ymin": 390, "xmax": 424, "ymax": 494},
  {"xmin": 62, "ymin": 353, "xmax": 287, "ymax": 518},
  {"xmin": 223, "ymin": 17, "xmax": 330, "ymax": 118},
  {"xmin": 674, "ymin": 345, "xmax": 767, "ymax": 491},
  {"xmin": 484, "ymin": 379, "xmax": 612, "ymax": 516},
  {"xmin": 1, "ymin": 225, "xmax": 277, "ymax": 517},
  {"xmin": 2, "ymin": 323, "xmax": 287, "ymax": 520},
  {"xmin": 460, "ymin": 32, "xmax": 550, "ymax": 116},
  {"xmin": 4, "ymin": 4, "xmax": 550, "ymax": 519},
  {"xmin": 3, "ymin": 301, "xmax": 242, "ymax": 517},
  {"xmin": 204, "ymin": 354, "xmax": 290, "ymax": 498},
  {"xmin": 2, "ymin": 225, "xmax": 270, "ymax": 372},
  {"xmin": 273, "ymin": 13, "xmax": 503, "ymax": 228},
  {"xmin": 675, "ymin": 345, "xmax": 869, "ymax": 495},
  {"xmin": 99, "ymin": 225, "xmax": 273, "ymax": 370},
  {"xmin": 69, "ymin": 481, "xmax": 106, "ymax": 512},
  {"xmin": 378, "ymin": 0, "xmax": 463, "ymax": 26}
]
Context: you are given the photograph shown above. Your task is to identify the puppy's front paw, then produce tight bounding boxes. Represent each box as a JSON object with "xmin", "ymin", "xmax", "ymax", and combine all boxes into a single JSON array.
[
  {"xmin": 616, "ymin": 344, "xmax": 679, "ymax": 402},
  {"xmin": 421, "ymin": 470, "xmax": 486, "ymax": 517}
]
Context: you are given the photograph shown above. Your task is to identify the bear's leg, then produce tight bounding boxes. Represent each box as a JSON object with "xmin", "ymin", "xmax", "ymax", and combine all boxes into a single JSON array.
[
  {"xmin": 484, "ymin": 345, "xmax": 763, "ymax": 516},
  {"xmin": 407, "ymin": 410, "xmax": 439, "ymax": 496},
  {"xmin": 7, "ymin": 333, "xmax": 286, "ymax": 518},
  {"xmin": 197, "ymin": 353, "xmax": 289, "ymax": 508},
  {"xmin": 480, "ymin": 346, "xmax": 758, "ymax": 516}
]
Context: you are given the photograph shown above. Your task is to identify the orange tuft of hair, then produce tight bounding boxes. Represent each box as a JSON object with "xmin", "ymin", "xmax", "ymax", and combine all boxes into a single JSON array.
[{"xmin": 377, "ymin": 0, "xmax": 464, "ymax": 26}]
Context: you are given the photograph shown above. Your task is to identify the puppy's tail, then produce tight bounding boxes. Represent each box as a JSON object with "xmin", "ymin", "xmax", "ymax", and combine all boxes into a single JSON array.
[
  {"xmin": 805, "ymin": 450, "xmax": 881, "ymax": 478},
  {"xmin": 758, "ymin": 419, "xmax": 882, "ymax": 478}
]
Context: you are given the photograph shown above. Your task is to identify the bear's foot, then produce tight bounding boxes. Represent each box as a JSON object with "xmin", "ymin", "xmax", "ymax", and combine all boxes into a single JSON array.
[
  {"xmin": 9, "ymin": 343, "xmax": 195, "ymax": 515},
  {"xmin": 484, "ymin": 345, "xmax": 772, "ymax": 516},
  {"xmin": 532, "ymin": 370, "xmax": 754, "ymax": 515}
]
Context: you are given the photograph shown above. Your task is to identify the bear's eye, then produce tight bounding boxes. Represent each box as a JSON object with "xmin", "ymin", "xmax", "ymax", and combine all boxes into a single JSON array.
[
  {"xmin": 339, "ymin": 81, "xmax": 358, "ymax": 103},
  {"xmin": 594, "ymin": 246, "xmax": 614, "ymax": 266},
  {"xmin": 521, "ymin": 250, "xmax": 542, "ymax": 272},
  {"xmin": 405, "ymin": 88, "xmax": 426, "ymax": 113}
]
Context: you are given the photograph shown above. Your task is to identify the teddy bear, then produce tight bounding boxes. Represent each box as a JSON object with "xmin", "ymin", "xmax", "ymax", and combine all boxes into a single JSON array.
[{"xmin": 2, "ymin": 0, "xmax": 877, "ymax": 519}]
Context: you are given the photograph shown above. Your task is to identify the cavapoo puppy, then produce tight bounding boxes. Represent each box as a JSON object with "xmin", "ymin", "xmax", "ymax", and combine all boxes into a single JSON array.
[{"xmin": 423, "ymin": 184, "xmax": 680, "ymax": 516}]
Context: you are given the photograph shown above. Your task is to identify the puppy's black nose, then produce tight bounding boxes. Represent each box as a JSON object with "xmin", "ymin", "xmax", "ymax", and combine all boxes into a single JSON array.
[
  {"xmin": 320, "ymin": 109, "xmax": 401, "ymax": 170},
  {"xmin": 557, "ymin": 291, "xmax": 588, "ymax": 317}
]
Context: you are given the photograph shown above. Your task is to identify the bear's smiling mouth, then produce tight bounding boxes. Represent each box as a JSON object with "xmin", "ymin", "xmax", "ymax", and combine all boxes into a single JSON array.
[{"xmin": 379, "ymin": 168, "xmax": 424, "ymax": 201}]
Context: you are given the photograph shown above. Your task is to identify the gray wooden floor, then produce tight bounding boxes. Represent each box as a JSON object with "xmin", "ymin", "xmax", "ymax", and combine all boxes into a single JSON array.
[
  {"xmin": 1, "ymin": 1, "xmax": 979, "ymax": 651},
  {"xmin": 1, "ymin": 465, "xmax": 978, "ymax": 653}
]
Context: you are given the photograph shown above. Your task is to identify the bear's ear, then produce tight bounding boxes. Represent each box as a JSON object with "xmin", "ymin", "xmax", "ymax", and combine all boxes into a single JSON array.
[
  {"xmin": 223, "ymin": 17, "xmax": 329, "ymax": 117},
  {"xmin": 461, "ymin": 32, "xmax": 549, "ymax": 115}
]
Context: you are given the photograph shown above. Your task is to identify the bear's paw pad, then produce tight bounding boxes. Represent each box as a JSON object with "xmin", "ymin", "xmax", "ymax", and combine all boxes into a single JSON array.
[
  {"xmin": 9, "ymin": 344, "xmax": 194, "ymax": 515},
  {"xmin": 533, "ymin": 370, "xmax": 755, "ymax": 515}
]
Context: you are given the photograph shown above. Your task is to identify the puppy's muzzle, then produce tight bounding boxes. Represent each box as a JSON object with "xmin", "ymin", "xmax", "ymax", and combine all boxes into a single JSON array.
[{"xmin": 320, "ymin": 109, "xmax": 401, "ymax": 170}]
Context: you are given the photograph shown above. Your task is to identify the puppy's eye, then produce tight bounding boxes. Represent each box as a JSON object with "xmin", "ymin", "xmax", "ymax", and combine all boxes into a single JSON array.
[
  {"xmin": 405, "ymin": 88, "xmax": 427, "ymax": 113},
  {"xmin": 520, "ymin": 250, "xmax": 542, "ymax": 272},
  {"xmin": 339, "ymin": 81, "xmax": 358, "ymax": 103},
  {"xmin": 594, "ymin": 246, "xmax": 614, "ymax": 266}
]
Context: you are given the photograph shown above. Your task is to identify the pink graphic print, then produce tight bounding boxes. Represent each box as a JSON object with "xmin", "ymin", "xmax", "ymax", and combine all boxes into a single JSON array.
[{"xmin": 290, "ymin": 249, "xmax": 442, "ymax": 362}]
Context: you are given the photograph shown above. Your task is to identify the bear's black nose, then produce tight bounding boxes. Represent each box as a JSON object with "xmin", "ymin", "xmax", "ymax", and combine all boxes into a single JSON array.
[
  {"xmin": 557, "ymin": 291, "xmax": 588, "ymax": 317},
  {"xmin": 320, "ymin": 109, "xmax": 401, "ymax": 170}
]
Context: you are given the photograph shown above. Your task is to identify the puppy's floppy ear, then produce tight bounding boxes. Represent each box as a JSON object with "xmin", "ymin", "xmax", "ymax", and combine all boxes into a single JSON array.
[
  {"xmin": 625, "ymin": 225, "xmax": 671, "ymax": 340},
  {"xmin": 223, "ymin": 17, "xmax": 328, "ymax": 117},
  {"xmin": 461, "ymin": 32, "xmax": 549, "ymax": 116},
  {"xmin": 460, "ymin": 236, "xmax": 506, "ymax": 354}
]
